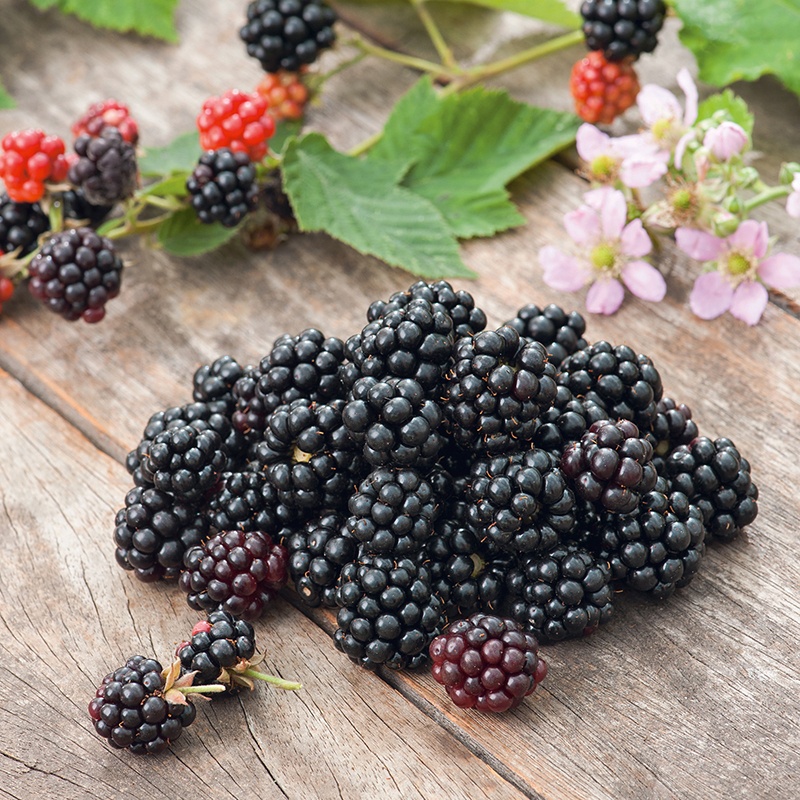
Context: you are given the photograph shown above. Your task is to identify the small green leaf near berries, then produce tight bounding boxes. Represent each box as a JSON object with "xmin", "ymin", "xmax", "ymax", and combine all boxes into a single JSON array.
[
  {"xmin": 0, "ymin": 77, "xmax": 14, "ymax": 109},
  {"xmin": 139, "ymin": 131, "xmax": 202, "ymax": 177},
  {"xmin": 157, "ymin": 207, "xmax": 239, "ymax": 256},
  {"xmin": 696, "ymin": 90, "xmax": 755, "ymax": 137},
  {"xmin": 436, "ymin": 0, "xmax": 581, "ymax": 28}
]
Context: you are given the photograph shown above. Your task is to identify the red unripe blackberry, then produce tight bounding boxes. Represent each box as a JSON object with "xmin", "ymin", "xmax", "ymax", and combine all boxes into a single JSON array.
[
  {"xmin": 68, "ymin": 125, "xmax": 138, "ymax": 206},
  {"xmin": 570, "ymin": 51, "xmax": 640, "ymax": 124},
  {"xmin": 0, "ymin": 129, "xmax": 69, "ymax": 203},
  {"xmin": 187, "ymin": 149, "xmax": 259, "ymax": 228},
  {"xmin": 0, "ymin": 193, "xmax": 50, "ymax": 255},
  {"xmin": 429, "ymin": 613, "xmax": 547, "ymax": 713},
  {"xmin": 256, "ymin": 71, "xmax": 310, "ymax": 121},
  {"xmin": 27, "ymin": 227, "xmax": 123, "ymax": 323},
  {"xmin": 180, "ymin": 529, "xmax": 288, "ymax": 620},
  {"xmin": 197, "ymin": 89, "xmax": 276, "ymax": 163},
  {"xmin": 72, "ymin": 98, "xmax": 140, "ymax": 145}
]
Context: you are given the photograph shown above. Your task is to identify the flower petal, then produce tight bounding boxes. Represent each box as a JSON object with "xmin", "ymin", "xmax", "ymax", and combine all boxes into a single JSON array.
[
  {"xmin": 621, "ymin": 261, "xmax": 667, "ymax": 302},
  {"xmin": 576, "ymin": 124, "xmax": 609, "ymax": 162},
  {"xmin": 539, "ymin": 246, "xmax": 590, "ymax": 291},
  {"xmin": 704, "ymin": 121, "xmax": 749, "ymax": 161},
  {"xmin": 758, "ymin": 252, "xmax": 800, "ymax": 289},
  {"xmin": 786, "ymin": 192, "xmax": 800, "ymax": 219},
  {"xmin": 676, "ymin": 227, "xmax": 724, "ymax": 261},
  {"xmin": 729, "ymin": 280, "xmax": 769, "ymax": 325},
  {"xmin": 619, "ymin": 153, "xmax": 668, "ymax": 188},
  {"xmin": 563, "ymin": 204, "xmax": 602, "ymax": 245},
  {"xmin": 674, "ymin": 130, "xmax": 696, "ymax": 169},
  {"xmin": 586, "ymin": 278, "xmax": 625, "ymax": 315},
  {"xmin": 585, "ymin": 187, "xmax": 627, "ymax": 240},
  {"xmin": 637, "ymin": 84, "xmax": 682, "ymax": 127},
  {"xmin": 689, "ymin": 271, "xmax": 734, "ymax": 319},
  {"xmin": 677, "ymin": 68, "xmax": 698, "ymax": 125},
  {"xmin": 728, "ymin": 219, "xmax": 769, "ymax": 259},
  {"xmin": 619, "ymin": 219, "xmax": 652, "ymax": 258}
]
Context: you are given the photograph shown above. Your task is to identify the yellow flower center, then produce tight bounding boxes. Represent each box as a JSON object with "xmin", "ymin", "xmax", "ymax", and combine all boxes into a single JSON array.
[
  {"xmin": 590, "ymin": 154, "xmax": 616, "ymax": 179},
  {"xmin": 727, "ymin": 252, "xmax": 751, "ymax": 276},
  {"xmin": 652, "ymin": 118, "xmax": 673, "ymax": 143},
  {"xmin": 591, "ymin": 244, "xmax": 616, "ymax": 270},
  {"xmin": 671, "ymin": 188, "xmax": 693, "ymax": 211}
]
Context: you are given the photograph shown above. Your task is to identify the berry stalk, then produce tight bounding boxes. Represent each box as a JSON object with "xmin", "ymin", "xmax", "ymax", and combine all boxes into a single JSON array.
[
  {"xmin": 238, "ymin": 668, "xmax": 302, "ymax": 691},
  {"xmin": 410, "ymin": 0, "xmax": 457, "ymax": 69}
]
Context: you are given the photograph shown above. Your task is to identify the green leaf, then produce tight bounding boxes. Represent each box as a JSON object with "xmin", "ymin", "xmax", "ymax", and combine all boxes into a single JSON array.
[
  {"xmin": 270, "ymin": 119, "xmax": 304, "ymax": 156},
  {"xmin": 140, "ymin": 174, "xmax": 190, "ymax": 198},
  {"xmin": 157, "ymin": 208, "xmax": 238, "ymax": 256},
  {"xmin": 28, "ymin": 0, "xmax": 180, "ymax": 41},
  {"xmin": 437, "ymin": 0, "xmax": 580, "ymax": 27},
  {"xmin": 696, "ymin": 89, "xmax": 755, "ymax": 136},
  {"xmin": 283, "ymin": 133, "xmax": 474, "ymax": 279},
  {"xmin": 674, "ymin": 0, "xmax": 800, "ymax": 97},
  {"xmin": 0, "ymin": 77, "xmax": 14, "ymax": 109},
  {"xmin": 139, "ymin": 131, "xmax": 202, "ymax": 177}
]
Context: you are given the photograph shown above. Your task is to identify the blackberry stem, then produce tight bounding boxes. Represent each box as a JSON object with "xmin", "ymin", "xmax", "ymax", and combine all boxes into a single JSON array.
[
  {"xmin": 355, "ymin": 37, "xmax": 460, "ymax": 80},
  {"xmin": 743, "ymin": 184, "xmax": 790, "ymax": 212},
  {"xmin": 410, "ymin": 0, "xmax": 457, "ymax": 69},
  {"xmin": 180, "ymin": 684, "xmax": 228, "ymax": 695},
  {"xmin": 240, "ymin": 668, "xmax": 302, "ymax": 691}
]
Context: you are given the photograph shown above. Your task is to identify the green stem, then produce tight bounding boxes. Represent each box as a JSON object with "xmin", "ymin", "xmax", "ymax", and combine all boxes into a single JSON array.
[
  {"xmin": 102, "ymin": 212, "xmax": 174, "ymax": 240},
  {"xmin": 411, "ymin": 0, "xmax": 457, "ymax": 69},
  {"xmin": 308, "ymin": 49, "xmax": 368, "ymax": 93},
  {"xmin": 241, "ymin": 668, "xmax": 302, "ymax": 691},
  {"xmin": 356, "ymin": 37, "xmax": 461, "ymax": 79},
  {"xmin": 180, "ymin": 684, "xmax": 228, "ymax": 695},
  {"xmin": 348, "ymin": 130, "xmax": 384, "ymax": 158},
  {"xmin": 743, "ymin": 184, "xmax": 790, "ymax": 212}
]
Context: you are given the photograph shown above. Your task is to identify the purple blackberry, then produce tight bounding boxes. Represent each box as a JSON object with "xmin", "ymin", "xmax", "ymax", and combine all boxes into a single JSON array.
[
  {"xmin": 504, "ymin": 303, "xmax": 588, "ymax": 368},
  {"xmin": 581, "ymin": 0, "xmax": 667, "ymax": 61},
  {"xmin": 232, "ymin": 364, "xmax": 269, "ymax": 437},
  {"xmin": 27, "ymin": 227, "xmax": 123, "ymax": 323},
  {"xmin": 0, "ymin": 193, "xmax": 49, "ymax": 256},
  {"xmin": 665, "ymin": 437, "xmax": 758, "ymax": 542},
  {"xmin": 334, "ymin": 554, "xmax": 444, "ymax": 670},
  {"xmin": 646, "ymin": 397, "xmax": 699, "ymax": 474},
  {"xmin": 68, "ymin": 125, "xmax": 137, "ymax": 206},
  {"xmin": 507, "ymin": 545, "xmax": 614, "ymax": 642},
  {"xmin": 561, "ymin": 418, "xmax": 657, "ymax": 514},
  {"xmin": 342, "ymin": 376, "xmax": 446, "ymax": 469},
  {"xmin": 240, "ymin": 0, "xmax": 338, "ymax": 73},
  {"xmin": 114, "ymin": 486, "xmax": 208, "ymax": 582},
  {"xmin": 187, "ymin": 149, "xmax": 259, "ymax": 228},
  {"xmin": 192, "ymin": 355, "xmax": 245, "ymax": 407},
  {"xmin": 443, "ymin": 326, "xmax": 558, "ymax": 456},
  {"xmin": 533, "ymin": 384, "xmax": 610, "ymax": 453}
]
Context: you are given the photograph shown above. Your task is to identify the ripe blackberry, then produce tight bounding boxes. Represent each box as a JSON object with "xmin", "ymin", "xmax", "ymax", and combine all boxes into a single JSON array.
[
  {"xmin": 429, "ymin": 614, "xmax": 547, "ymax": 713},
  {"xmin": 192, "ymin": 355, "xmax": 245, "ymax": 407},
  {"xmin": 581, "ymin": 0, "xmax": 667, "ymax": 61},
  {"xmin": 180, "ymin": 529, "xmax": 288, "ymax": 620},
  {"xmin": 342, "ymin": 376, "xmax": 446, "ymax": 469},
  {"xmin": 232, "ymin": 365, "xmax": 270, "ymax": 437},
  {"xmin": 558, "ymin": 341, "xmax": 663, "ymax": 431},
  {"xmin": 187, "ymin": 149, "xmax": 259, "ymax": 228},
  {"xmin": 0, "ymin": 193, "xmax": 49, "ymax": 256},
  {"xmin": 570, "ymin": 51, "xmax": 640, "ymax": 124},
  {"xmin": 261, "ymin": 168, "xmax": 297, "ymax": 224},
  {"xmin": 346, "ymin": 298, "xmax": 454, "ymax": 393},
  {"xmin": 240, "ymin": 0, "xmax": 338, "ymax": 74},
  {"xmin": 346, "ymin": 466, "xmax": 439, "ymax": 556},
  {"xmin": 68, "ymin": 125, "xmax": 138, "ymax": 206},
  {"xmin": 177, "ymin": 612, "xmax": 256, "ymax": 692},
  {"xmin": 443, "ymin": 326, "xmax": 557, "ymax": 456},
  {"xmin": 256, "ymin": 71, "xmax": 309, "ymax": 121},
  {"xmin": 507, "ymin": 545, "xmax": 614, "ymax": 642},
  {"xmin": 504, "ymin": 303, "xmax": 588, "ymax": 369},
  {"xmin": 646, "ymin": 397, "xmax": 699, "ymax": 474},
  {"xmin": 59, "ymin": 188, "xmax": 113, "ymax": 226},
  {"xmin": 114, "ymin": 486, "xmax": 208, "ymax": 583},
  {"xmin": 466, "ymin": 449, "xmax": 575, "ymax": 555},
  {"xmin": 88, "ymin": 655, "xmax": 197, "ymax": 754},
  {"xmin": 253, "ymin": 398, "xmax": 361, "ymax": 510},
  {"xmin": 286, "ymin": 512, "xmax": 358, "ymax": 607},
  {"xmin": 27, "ymin": 227, "xmax": 123, "ymax": 323},
  {"xmin": 139, "ymin": 425, "xmax": 227, "ymax": 504},
  {"xmin": 196, "ymin": 89, "xmax": 276, "ymax": 162},
  {"xmin": 533, "ymin": 385, "xmax": 609, "ymax": 452},
  {"xmin": 561, "ymin": 418, "xmax": 657, "ymax": 514},
  {"xmin": 0, "ymin": 129, "xmax": 69, "ymax": 203},
  {"xmin": 665, "ymin": 437, "xmax": 758, "ymax": 542},
  {"xmin": 367, "ymin": 280, "xmax": 487, "ymax": 338},
  {"xmin": 334, "ymin": 554, "xmax": 443, "ymax": 670},
  {"xmin": 72, "ymin": 98, "xmax": 140, "ymax": 145}
]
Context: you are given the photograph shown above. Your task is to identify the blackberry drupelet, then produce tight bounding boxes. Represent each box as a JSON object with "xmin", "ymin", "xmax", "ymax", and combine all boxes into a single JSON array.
[
  {"xmin": 180, "ymin": 528, "xmax": 288, "ymax": 620},
  {"xmin": 558, "ymin": 341, "xmax": 663, "ymax": 430},
  {"xmin": 580, "ymin": 0, "xmax": 667, "ymax": 61},
  {"xmin": 27, "ymin": 227, "xmax": 123, "ymax": 323},
  {"xmin": 367, "ymin": 280, "xmax": 487, "ymax": 338},
  {"xmin": 192, "ymin": 355, "xmax": 245, "ymax": 407},
  {"xmin": 286, "ymin": 512, "xmax": 358, "ymax": 607},
  {"xmin": 507, "ymin": 545, "xmax": 614, "ymax": 642},
  {"xmin": 443, "ymin": 326, "xmax": 558, "ymax": 456},
  {"xmin": 334, "ymin": 554, "xmax": 443, "ymax": 670},
  {"xmin": 60, "ymin": 188, "xmax": 113, "ymax": 226},
  {"xmin": 114, "ymin": 486, "xmax": 208, "ymax": 582},
  {"xmin": 646, "ymin": 397, "xmax": 699, "ymax": 474},
  {"xmin": 240, "ymin": 0, "xmax": 337, "ymax": 73},
  {"xmin": 0, "ymin": 193, "xmax": 49, "ymax": 256},
  {"xmin": 345, "ymin": 466, "xmax": 439, "ymax": 556},
  {"xmin": 187, "ymin": 149, "xmax": 259, "ymax": 228},
  {"xmin": 232, "ymin": 365, "xmax": 270, "ymax": 437},
  {"xmin": 429, "ymin": 613, "xmax": 547, "ymax": 713},
  {"xmin": 88, "ymin": 655, "xmax": 197, "ymax": 754},
  {"xmin": 561, "ymin": 418, "xmax": 657, "ymax": 514},
  {"xmin": 533, "ymin": 385, "xmax": 610, "ymax": 452},
  {"xmin": 68, "ymin": 125, "xmax": 138, "ymax": 206},
  {"xmin": 504, "ymin": 303, "xmax": 588, "ymax": 368},
  {"xmin": 665, "ymin": 437, "xmax": 758, "ymax": 542},
  {"xmin": 342, "ymin": 376, "xmax": 446, "ymax": 468}
]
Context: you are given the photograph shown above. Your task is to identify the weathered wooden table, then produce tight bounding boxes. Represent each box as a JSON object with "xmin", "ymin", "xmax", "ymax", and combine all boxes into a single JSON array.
[{"xmin": 1, "ymin": 3, "xmax": 798, "ymax": 798}]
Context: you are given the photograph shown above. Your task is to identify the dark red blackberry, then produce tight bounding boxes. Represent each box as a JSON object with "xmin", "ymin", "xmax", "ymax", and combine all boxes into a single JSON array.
[
  {"xmin": 507, "ymin": 545, "xmax": 614, "ymax": 641},
  {"xmin": 192, "ymin": 355, "xmax": 245, "ymax": 408},
  {"xmin": 253, "ymin": 398, "xmax": 362, "ymax": 510},
  {"xmin": 504, "ymin": 303, "xmax": 588, "ymax": 368},
  {"xmin": 342, "ymin": 376, "xmax": 446, "ymax": 469},
  {"xmin": 533, "ymin": 385, "xmax": 610, "ymax": 452},
  {"xmin": 27, "ymin": 227, "xmax": 123, "ymax": 323},
  {"xmin": 187, "ymin": 149, "xmax": 259, "ymax": 228},
  {"xmin": 240, "ymin": 0, "xmax": 338, "ymax": 73},
  {"xmin": 0, "ymin": 193, "xmax": 49, "ymax": 256},
  {"xmin": 581, "ymin": 0, "xmax": 667, "ymax": 61},
  {"xmin": 346, "ymin": 298, "xmax": 454, "ymax": 393},
  {"xmin": 59, "ymin": 188, "xmax": 113, "ymax": 226},
  {"xmin": 665, "ymin": 437, "xmax": 758, "ymax": 542},
  {"xmin": 646, "ymin": 397, "xmax": 699, "ymax": 474},
  {"xmin": 286, "ymin": 512, "xmax": 357, "ymax": 607},
  {"xmin": 429, "ymin": 613, "xmax": 547, "ymax": 713},
  {"xmin": 114, "ymin": 486, "xmax": 208, "ymax": 583},
  {"xmin": 558, "ymin": 341, "xmax": 662, "ymax": 431},
  {"xmin": 334, "ymin": 553, "xmax": 444, "ymax": 670},
  {"xmin": 466, "ymin": 448, "xmax": 575, "ymax": 555},
  {"xmin": 180, "ymin": 529, "xmax": 288, "ymax": 620},
  {"xmin": 367, "ymin": 280, "xmax": 487, "ymax": 338},
  {"xmin": 88, "ymin": 655, "xmax": 198, "ymax": 754},
  {"xmin": 68, "ymin": 125, "xmax": 138, "ymax": 206},
  {"xmin": 561, "ymin": 418, "xmax": 657, "ymax": 514},
  {"xmin": 345, "ymin": 466, "xmax": 440, "ymax": 556}
]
